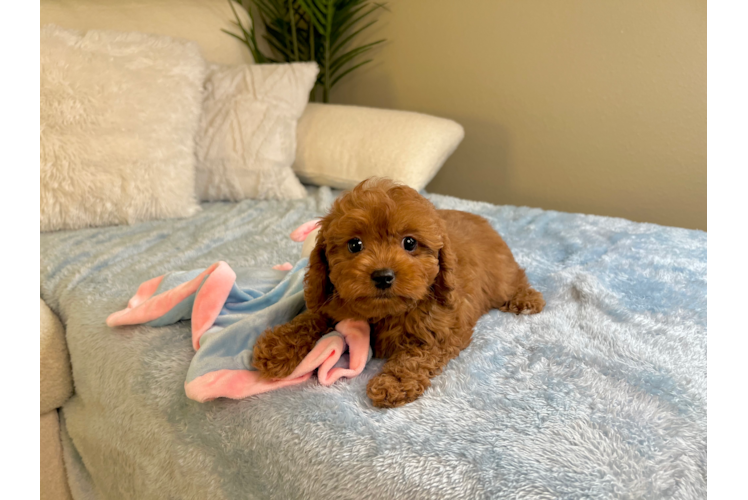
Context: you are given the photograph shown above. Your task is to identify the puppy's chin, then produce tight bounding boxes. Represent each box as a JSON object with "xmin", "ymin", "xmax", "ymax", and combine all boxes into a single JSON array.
[{"xmin": 344, "ymin": 294, "xmax": 414, "ymax": 321}]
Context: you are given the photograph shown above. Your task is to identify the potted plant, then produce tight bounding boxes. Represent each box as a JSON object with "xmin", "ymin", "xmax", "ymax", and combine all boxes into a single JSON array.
[{"xmin": 226, "ymin": 0, "xmax": 387, "ymax": 102}]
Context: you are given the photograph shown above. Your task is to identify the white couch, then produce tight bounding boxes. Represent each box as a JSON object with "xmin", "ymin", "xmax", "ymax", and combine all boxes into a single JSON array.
[{"xmin": 40, "ymin": 299, "xmax": 73, "ymax": 500}]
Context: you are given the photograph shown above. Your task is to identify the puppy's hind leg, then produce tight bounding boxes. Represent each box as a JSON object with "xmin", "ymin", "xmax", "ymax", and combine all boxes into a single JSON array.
[{"xmin": 498, "ymin": 268, "xmax": 545, "ymax": 315}]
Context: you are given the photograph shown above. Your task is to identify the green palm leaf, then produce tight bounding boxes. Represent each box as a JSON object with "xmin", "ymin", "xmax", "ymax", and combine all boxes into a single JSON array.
[
  {"xmin": 332, "ymin": 4, "xmax": 381, "ymax": 45},
  {"xmin": 329, "ymin": 40, "xmax": 383, "ymax": 76},
  {"xmin": 331, "ymin": 20, "xmax": 377, "ymax": 56},
  {"xmin": 331, "ymin": 58, "xmax": 372, "ymax": 87}
]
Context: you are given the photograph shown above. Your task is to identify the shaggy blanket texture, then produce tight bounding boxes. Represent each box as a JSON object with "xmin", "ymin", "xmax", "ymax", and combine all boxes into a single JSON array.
[{"xmin": 40, "ymin": 187, "xmax": 706, "ymax": 499}]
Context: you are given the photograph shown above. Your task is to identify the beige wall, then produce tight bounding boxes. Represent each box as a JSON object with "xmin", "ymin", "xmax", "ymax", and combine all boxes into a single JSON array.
[
  {"xmin": 332, "ymin": 0, "xmax": 706, "ymax": 230},
  {"xmin": 707, "ymin": 0, "xmax": 720, "ymax": 231}
]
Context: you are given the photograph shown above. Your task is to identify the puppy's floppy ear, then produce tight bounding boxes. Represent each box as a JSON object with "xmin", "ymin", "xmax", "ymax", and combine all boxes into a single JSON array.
[
  {"xmin": 303, "ymin": 231, "xmax": 334, "ymax": 312},
  {"xmin": 433, "ymin": 231, "xmax": 457, "ymax": 307}
]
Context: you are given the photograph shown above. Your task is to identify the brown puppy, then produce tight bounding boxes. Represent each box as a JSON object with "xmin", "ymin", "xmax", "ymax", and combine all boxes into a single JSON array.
[{"xmin": 253, "ymin": 178, "xmax": 545, "ymax": 407}]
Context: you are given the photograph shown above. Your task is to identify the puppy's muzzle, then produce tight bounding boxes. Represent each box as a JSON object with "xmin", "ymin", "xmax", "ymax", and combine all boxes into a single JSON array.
[{"xmin": 371, "ymin": 269, "xmax": 396, "ymax": 289}]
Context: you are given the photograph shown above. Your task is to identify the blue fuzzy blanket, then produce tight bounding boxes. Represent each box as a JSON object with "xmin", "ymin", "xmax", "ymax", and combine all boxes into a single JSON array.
[{"xmin": 40, "ymin": 187, "xmax": 707, "ymax": 499}]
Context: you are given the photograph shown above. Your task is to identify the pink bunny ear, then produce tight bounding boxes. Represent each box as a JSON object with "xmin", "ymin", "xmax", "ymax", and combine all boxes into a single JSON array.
[
  {"xmin": 272, "ymin": 262, "xmax": 293, "ymax": 271},
  {"xmin": 290, "ymin": 220, "xmax": 321, "ymax": 242}
]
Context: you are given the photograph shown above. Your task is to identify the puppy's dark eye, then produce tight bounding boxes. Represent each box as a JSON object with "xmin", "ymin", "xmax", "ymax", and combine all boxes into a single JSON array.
[
  {"xmin": 347, "ymin": 238, "xmax": 363, "ymax": 253},
  {"xmin": 402, "ymin": 236, "xmax": 417, "ymax": 252}
]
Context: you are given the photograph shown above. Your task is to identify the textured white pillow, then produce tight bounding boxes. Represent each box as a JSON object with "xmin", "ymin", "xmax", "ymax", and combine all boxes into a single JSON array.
[
  {"xmin": 195, "ymin": 63, "xmax": 319, "ymax": 201},
  {"xmin": 40, "ymin": 25, "xmax": 206, "ymax": 231},
  {"xmin": 293, "ymin": 103, "xmax": 465, "ymax": 190}
]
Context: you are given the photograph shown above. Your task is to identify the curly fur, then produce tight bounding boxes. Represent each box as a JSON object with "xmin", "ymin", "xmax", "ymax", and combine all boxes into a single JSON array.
[{"xmin": 254, "ymin": 178, "xmax": 545, "ymax": 407}]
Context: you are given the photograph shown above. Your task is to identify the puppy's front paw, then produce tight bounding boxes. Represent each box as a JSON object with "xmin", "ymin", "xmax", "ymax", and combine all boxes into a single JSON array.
[
  {"xmin": 252, "ymin": 326, "xmax": 308, "ymax": 379},
  {"xmin": 366, "ymin": 373, "xmax": 427, "ymax": 408}
]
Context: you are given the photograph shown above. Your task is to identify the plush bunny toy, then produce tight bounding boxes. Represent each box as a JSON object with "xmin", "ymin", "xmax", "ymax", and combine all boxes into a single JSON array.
[{"xmin": 107, "ymin": 220, "xmax": 370, "ymax": 403}]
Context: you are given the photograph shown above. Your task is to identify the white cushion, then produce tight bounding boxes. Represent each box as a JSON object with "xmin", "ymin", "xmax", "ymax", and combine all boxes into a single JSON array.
[
  {"xmin": 40, "ymin": 25, "xmax": 205, "ymax": 231},
  {"xmin": 195, "ymin": 63, "xmax": 318, "ymax": 201},
  {"xmin": 40, "ymin": 299, "xmax": 73, "ymax": 414},
  {"xmin": 40, "ymin": 0, "xmax": 251, "ymax": 65},
  {"xmin": 293, "ymin": 103, "xmax": 465, "ymax": 190}
]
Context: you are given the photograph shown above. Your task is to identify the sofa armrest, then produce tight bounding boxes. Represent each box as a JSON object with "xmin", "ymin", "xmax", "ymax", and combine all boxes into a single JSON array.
[
  {"xmin": 41, "ymin": 410, "xmax": 73, "ymax": 500},
  {"xmin": 41, "ymin": 299, "xmax": 73, "ymax": 414}
]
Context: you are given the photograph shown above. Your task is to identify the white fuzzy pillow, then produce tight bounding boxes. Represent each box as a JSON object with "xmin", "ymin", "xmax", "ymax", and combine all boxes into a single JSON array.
[
  {"xmin": 293, "ymin": 103, "xmax": 465, "ymax": 191},
  {"xmin": 40, "ymin": 25, "xmax": 206, "ymax": 231},
  {"xmin": 195, "ymin": 63, "xmax": 319, "ymax": 201}
]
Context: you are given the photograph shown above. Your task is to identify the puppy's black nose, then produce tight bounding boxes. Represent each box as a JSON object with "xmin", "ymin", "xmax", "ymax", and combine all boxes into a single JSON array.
[{"xmin": 371, "ymin": 269, "xmax": 396, "ymax": 289}]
